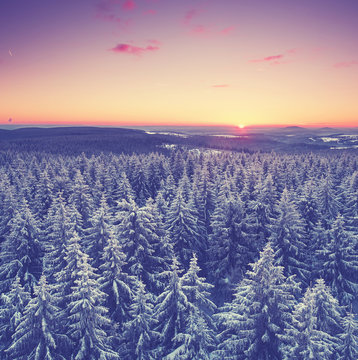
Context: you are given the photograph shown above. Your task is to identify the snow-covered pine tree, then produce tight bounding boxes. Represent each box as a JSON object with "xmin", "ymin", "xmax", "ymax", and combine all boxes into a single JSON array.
[
  {"xmin": 166, "ymin": 185, "xmax": 206, "ymax": 269},
  {"xmin": 214, "ymin": 243, "xmax": 296, "ymax": 360},
  {"xmin": 6, "ymin": 275, "xmax": 67, "ymax": 360},
  {"xmin": 338, "ymin": 311, "xmax": 358, "ymax": 360},
  {"xmin": 318, "ymin": 173, "xmax": 341, "ymax": 228},
  {"xmin": 269, "ymin": 187, "xmax": 309, "ymax": 286},
  {"xmin": 43, "ymin": 192, "xmax": 74, "ymax": 283},
  {"xmin": 0, "ymin": 277, "xmax": 30, "ymax": 358},
  {"xmin": 207, "ymin": 182, "xmax": 252, "ymax": 302},
  {"xmin": 98, "ymin": 229, "xmax": 135, "ymax": 328},
  {"xmin": 319, "ymin": 215, "xmax": 358, "ymax": 305},
  {"xmin": 33, "ymin": 168, "xmax": 54, "ymax": 220},
  {"xmin": 281, "ymin": 286, "xmax": 335, "ymax": 360},
  {"xmin": 154, "ymin": 257, "xmax": 189, "ymax": 358},
  {"xmin": 131, "ymin": 157, "xmax": 151, "ymax": 206},
  {"xmin": 0, "ymin": 199, "xmax": 42, "ymax": 293},
  {"xmin": 68, "ymin": 170, "xmax": 94, "ymax": 229},
  {"xmin": 192, "ymin": 163, "xmax": 216, "ymax": 231},
  {"xmin": 116, "ymin": 198, "xmax": 169, "ymax": 294},
  {"xmin": 248, "ymin": 173, "xmax": 278, "ymax": 251},
  {"xmin": 120, "ymin": 279, "xmax": 159, "ymax": 360},
  {"xmin": 66, "ymin": 248, "xmax": 118, "ymax": 360},
  {"xmin": 84, "ymin": 194, "xmax": 113, "ymax": 269},
  {"xmin": 312, "ymin": 278, "xmax": 343, "ymax": 339},
  {"xmin": 179, "ymin": 253, "xmax": 216, "ymax": 358}
]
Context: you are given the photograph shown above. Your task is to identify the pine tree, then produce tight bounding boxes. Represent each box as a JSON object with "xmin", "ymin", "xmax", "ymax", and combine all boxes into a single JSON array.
[
  {"xmin": 0, "ymin": 277, "xmax": 30, "ymax": 357},
  {"xmin": 84, "ymin": 194, "xmax": 113, "ymax": 269},
  {"xmin": 166, "ymin": 187, "xmax": 205, "ymax": 269},
  {"xmin": 154, "ymin": 258, "xmax": 189, "ymax": 358},
  {"xmin": 6, "ymin": 275, "xmax": 66, "ymax": 360},
  {"xmin": 43, "ymin": 192, "xmax": 74, "ymax": 283},
  {"xmin": 312, "ymin": 278, "xmax": 343, "ymax": 339},
  {"xmin": 318, "ymin": 174, "xmax": 341, "ymax": 228},
  {"xmin": 98, "ymin": 230, "xmax": 135, "ymax": 328},
  {"xmin": 33, "ymin": 169, "xmax": 54, "ymax": 220},
  {"xmin": 207, "ymin": 184, "xmax": 252, "ymax": 302},
  {"xmin": 338, "ymin": 312, "xmax": 358, "ymax": 360},
  {"xmin": 248, "ymin": 174, "xmax": 278, "ymax": 250},
  {"xmin": 319, "ymin": 215, "xmax": 358, "ymax": 305},
  {"xmin": 121, "ymin": 279, "xmax": 159, "ymax": 360},
  {"xmin": 179, "ymin": 254, "xmax": 216, "ymax": 358},
  {"xmin": 66, "ymin": 249, "xmax": 118, "ymax": 360},
  {"xmin": 0, "ymin": 200, "xmax": 42, "ymax": 293},
  {"xmin": 68, "ymin": 170, "xmax": 93, "ymax": 228},
  {"xmin": 281, "ymin": 286, "xmax": 335, "ymax": 360},
  {"xmin": 214, "ymin": 243, "xmax": 296, "ymax": 360},
  {"xmin": 116, "ymin": 198, "xmax": 170, "ymax": 294},
  {"xmin": 269, "ymin": 188, "xmax": 309, "ymax": 285}
]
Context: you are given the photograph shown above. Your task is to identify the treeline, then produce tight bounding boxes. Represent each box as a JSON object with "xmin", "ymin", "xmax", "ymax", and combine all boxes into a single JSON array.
[{"xmin": 0, "ymin": 148, "xmax": 357, "ymax": 359}]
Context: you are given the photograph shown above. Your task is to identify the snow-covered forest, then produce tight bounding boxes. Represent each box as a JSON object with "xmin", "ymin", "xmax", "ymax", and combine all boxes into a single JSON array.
[{"xmin": 0, "ymin": 148, "xmax": 358, "ymax": 359}]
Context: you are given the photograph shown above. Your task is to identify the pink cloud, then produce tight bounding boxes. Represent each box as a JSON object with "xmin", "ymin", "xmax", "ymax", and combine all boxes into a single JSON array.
[
  {"xmin": 97, "ymin": 12, "xmax": 121, "ymax": 24},
  {"xmin": 144, "ymin": 9, "xmax": 157, "ymax": 15},
  {"xmin": 109, "ymin": 43, "xmax": 159, "ymax": 56},
  {"xmin": 250, "ymin": 54, "xmax": 284, "ymax": 63},
  {"xmin": 184, "ymin": 9, "xmax": 201, "ymax": 25},
  {"xmin": 212, "ymin": 84, "xmax": 229, "ymax": 88},
  {"xmin": 334, "ymin": 60, "xmax": 358, "ymax": 68},
  {"xmin": 147, "ymin": 39, "xmax": 161, "ymax": 45},
  {"xmin": 190, "ymin": 25, "xmax": 210, "ymax": 35},
  {"xmin": 220, "ymin": 26, "xmax": 235, "ymax": 36},
  {"xmin": 122, "ymin": 0, "xmax": 136, "ymax": 11},
  {"xmin": 95, "ymin": 0, "xmax": 122, "ymax": 23}
]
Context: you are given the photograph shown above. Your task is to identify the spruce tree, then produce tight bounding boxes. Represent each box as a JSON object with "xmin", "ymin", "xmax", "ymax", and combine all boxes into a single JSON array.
[
  {"xmin": 154, "ymin": 258, "xmax": 189, "ymax": 358},
  {"xmin": 319, "ymin": 215, "xmax": 358, "ymax": 305},
  {"xmin": 66, "ymin": 249, "xmax": 118, "ymax": 360},
  {"xmin": 281, "ymin": 286, "xmax": 335, "ymax": 360},
  {"xmin": 207, "ymin": 184, "xmax": 252, "ymax": 302},
  {"xmin": 121, "ymin": 279, "xmax": 159, "ymax": 360},
  {"xmin": 269, "ymin": 188, "xmax": 309, "ymax": 285},
  {"xmin": 214, "ymin": 243, "xmax": 296, "ymax": 360},
  {"xmin": 6, "ymin": 276, "xmax": 66, "ymax": 360},
  {"xmin": 84, "ymin": 194, "xmax": 113, "ymax": 269},
  {"xmin": 338, "ymin": 312, "xmax": 358, "ymax": 360},
  {"xmin": 166, "ymin": 186, "xmax": 205, "ymax": 269},
  {"xmin": 98, "ymin": 230, "xmax": 135, "ymax": 328},
  {"xmin": 0, "ymin": 200, "xmax": 42, "ymax": 293},
  {"xmin": 0, "ymin": 277, "xmax": 30, "ymax": 358}
]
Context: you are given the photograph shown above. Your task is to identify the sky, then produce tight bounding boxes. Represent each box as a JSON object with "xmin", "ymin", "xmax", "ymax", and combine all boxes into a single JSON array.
[{"xmin": 1, "ymin": 0, "xmax": 358, "ymax": 128}]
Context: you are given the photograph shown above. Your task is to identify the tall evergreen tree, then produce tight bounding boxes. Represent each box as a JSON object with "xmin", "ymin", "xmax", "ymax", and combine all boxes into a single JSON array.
[
  {"xmin": 319, "ymin": 215, "xmax": 358, "ymax": 305},
  {"xmin": 207, "ymin": 183, "xmax": 252, "ymax": 302},
  {"xmin": 281, "ymin": 286, "xmax": 335, "ymax": 360},
  {"xmin": 98, "ymin": 230, "xmax": 135, "ymax": 328},
  {"xmin": 84, "ymin": 194, "xmax": 113, "ymax": 269},
  {"xmin": 121, "ymin": 279, "xmax": 159, "ymax": 360},
  {"xmin": 166, "ymin": 186, "xmax": 205, "ymax": 269},
  {"xmin": 154, "ymin": 258, "xmax": 189, "ymax": 358},
  {"xmin": 269, "ymin": 188, "xmax": 309, "ymax": 285},
  {"xmin": 214, "ymin": 243, "xmax": 296, "ymax": 360},
  {"xmin": 0, "ymin": 277, "xmax": 30, "ymax": 358},
  {"xmin": 338, "ymin": 312, "xmax": 358, "ymax": 360},
  {"xmin": 6, "ymin": 276, "xmax": 66, "ymax": 360},
  {"xmin": 68, "ymin": 170, "xmax": 93, "ymax": 228},
  {"xmin": 66, "ymin": 248, "xmax": 118, "ymax": 360},
  {"xmin": 179, "ymin": 254, "xmax": 217, "ymax": 358},
  {"xmin": 116, "ymin": 198, "xmax": 168, "ymax": 294},
  {"xmin": 0, "ymin": 200, "xmax": 42, "ymax": 293},
  {"xmin": 43, "ymin": 192, "xmax": 74, "ymax": 283}
]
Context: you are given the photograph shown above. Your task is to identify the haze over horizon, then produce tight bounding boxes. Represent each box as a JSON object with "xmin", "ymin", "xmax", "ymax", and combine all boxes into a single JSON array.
[{"xmin": 1, "ymin": 0, "xmax": 358, "ymax": 128}]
